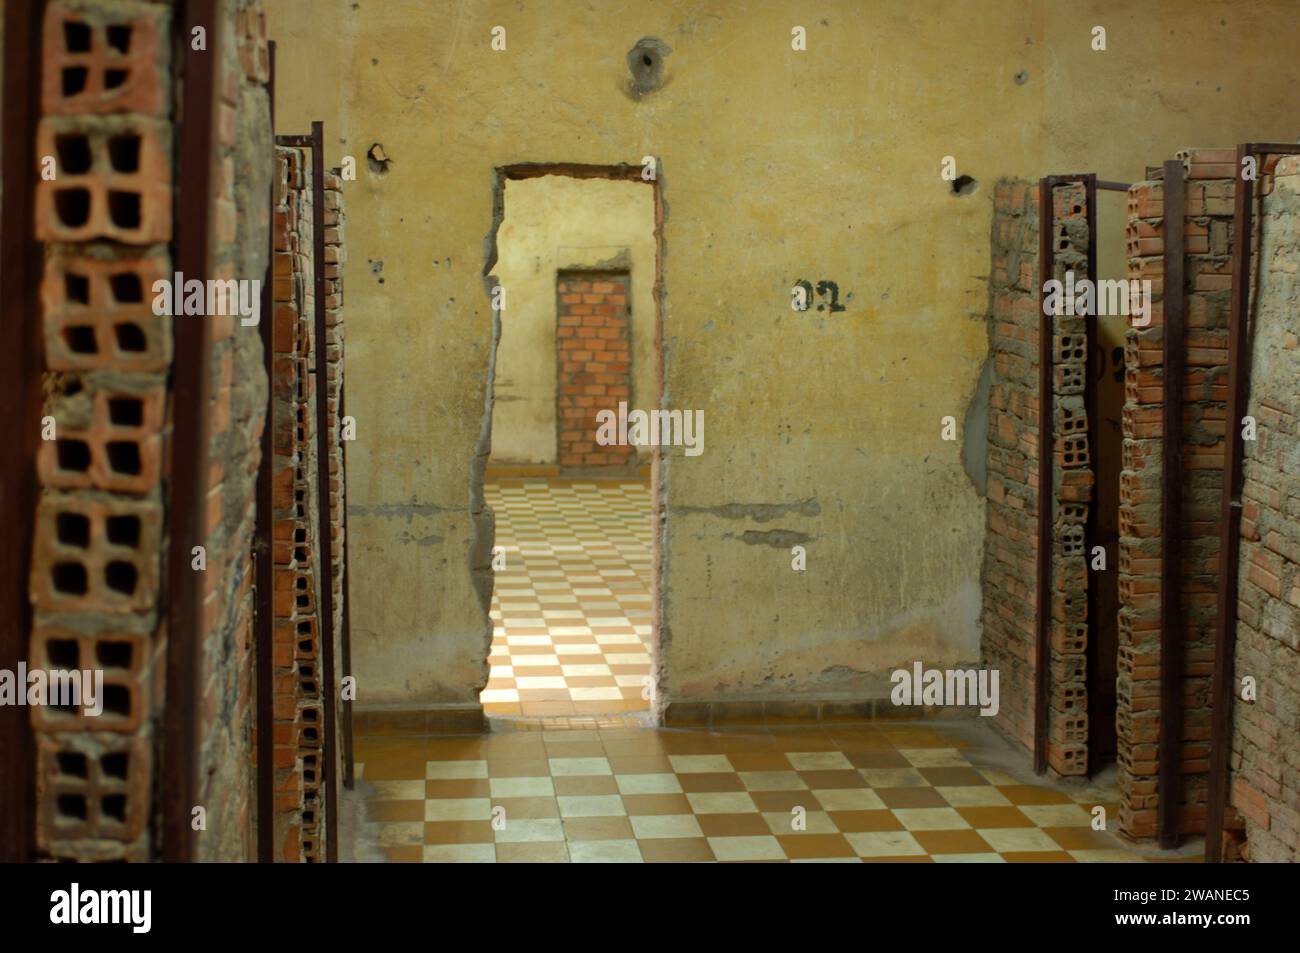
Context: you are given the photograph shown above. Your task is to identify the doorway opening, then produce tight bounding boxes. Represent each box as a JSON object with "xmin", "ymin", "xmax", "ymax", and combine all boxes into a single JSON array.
[{"xmin": 476, "ymin": 165, "xmax": 664, "ymax": 724}]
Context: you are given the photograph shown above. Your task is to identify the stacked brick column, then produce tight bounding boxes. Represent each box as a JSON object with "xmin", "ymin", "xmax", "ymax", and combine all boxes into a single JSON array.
[
  {"xmin": 982, "ymin": 180, "xmax": 1042, "ymax": 754},
  {"xmin": 190, "ymin": 0, "xmax": 271, "ymax": 863},
  {"xmin": 556, "ymin": 272, "xmax": 632, "ymax": 468},
  {"xmin": 1228, "ymin": 153, "xmax": 1300, "ymax": 862},
  {"xmin": 1119, "ymin": 149, "xmax": 1235, "ymax": 839},
  {"xmin": 270, "ymin": 146, "xmax": 326, "ymax": 862},
  {"xmin": 27, "ymin": 0, "xmax": 175, "ymax": 863},
  {"xmin": 1045, "ymin": 182, "xmax": 1094, "ymax": 778},
  {"xmin": 323, "ymin": 172, "xmax": 346, "ymax": 732},
  {"xmin": 981, "ymin": 180, "xmax": 1093, "ymax": 777}
]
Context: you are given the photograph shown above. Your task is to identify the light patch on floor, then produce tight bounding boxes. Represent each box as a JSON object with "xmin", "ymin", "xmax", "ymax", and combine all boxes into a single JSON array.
[{"xmin": 482, "ymin": 479, "xmax": 653, "ymax": 717}]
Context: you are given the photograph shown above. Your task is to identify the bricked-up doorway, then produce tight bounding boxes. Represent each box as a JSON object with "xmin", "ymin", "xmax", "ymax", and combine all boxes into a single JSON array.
[
  {"xmin": 556, "ymin": 271, "xmax": 634, "ymax": 469},
  {"xmin": 476, "ymin": 164, "xmax": 664, "ymax": 722}
]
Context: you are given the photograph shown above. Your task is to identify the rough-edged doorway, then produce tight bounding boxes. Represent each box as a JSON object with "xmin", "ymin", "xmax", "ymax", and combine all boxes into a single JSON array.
[{"xmin": 476, "ymin": 165, "xmax": 664, "ymax": 724}]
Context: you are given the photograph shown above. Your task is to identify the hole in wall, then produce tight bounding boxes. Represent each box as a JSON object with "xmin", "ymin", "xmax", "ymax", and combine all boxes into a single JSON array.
[
  {"xmin": 64, "ymin": 272, "xmax": 90, "ymax": 305},
  {"xmin": 46, "ymin": 638, "xmax": 79, "ymax": 668},
  {"xmin": 107, "ymin": 190, "xmax": 141, "ymax": 229},
  {"xmin": 64, "ymin": 326, "xmax": 97, "ymax": 354},
  {"xmin": 56, "ymin": 439, "xmax": 91, "ymax": 472},
  {"xmin": 100, "ymin": 752, "xmax": 129, "ymax": 780},
  {"xmin": 105, "ymin": 24, "xmax": 132, "ymax": 54},
  {"xmin": 63, "ymin": 21, "xmax": 92, "ymax": 53},
  {"xmin": 96, "ymin": 640, "xmax": 133, "ymax": 669},
  {"xmin": 105, "ymin": 512, "xmax": 141, "ymax": 551},
  {"xmin": 52, "ymin": 562, "xmax": 88, "ymax": 595},
  {"xmin": 105, "ymin": 441, "xmax": 142, "ymax": 475},
  {"xmin": 56, "ymin": 752, "xmax": 88, "ymax": 778},
  {"xmin": 100, "ymin": 793, "xmax": 127, "ymax": 822},
  {"xmin": 56, "ymin": 512, "xmax": 91, "ymax": 547},
  {"xmin": 109, "ymin": 272, "xmax": 143, "ymax": 303},
  {"xmin": 104, "ymin": 560, "xmax": 138, "ymax": 595},
  {"xmin": 366, "ymin": 143, "xmax": 391, "ymax": 176},
  {"xmin": 108, "ymin": 397, "xmax": 143, "ymax": 427},
  {"xmin": 101, "ymin": 685, "xmax": 130, "ymax": 718},
  {"xmin": 54, "ymin": 188, "xmax": 91, "ymax": 227},
  {"xmin": 56, "ymin": 794, "xmax": 87, "ymax": 820},
  {"xmin": 113, "ymin": 322, "xmax": 146, "ymax": 352},
  {"xmin": 626, "ymin": 37, "xmax": 671, "ymax": 97},
  {"xmin": 478, "ymin": 165, "xmax": 667, "ymax": 721},
  {"xmin": 107, "ymin": 135, "xmax": 140, "ymax": 173},
  {"xmin": 61, "ymin": 67, "xmax": 88, "ymax": 96},
  {"xmin": 950, "ymin": 174, "xmax": 978, "ymax": 197},
  {"xmin": 55, "ymin": 134, "xmax": 92, "ymax": 175}
]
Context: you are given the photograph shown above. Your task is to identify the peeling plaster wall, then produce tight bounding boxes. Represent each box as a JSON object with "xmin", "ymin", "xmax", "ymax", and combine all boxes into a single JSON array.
[
  {"xmin": 267, "ymin": 0, "xmax": 1300, "ymax": 709},
  {"xmin": 490, "ymin": 176, "xmax": 657, "ymax": 465}
]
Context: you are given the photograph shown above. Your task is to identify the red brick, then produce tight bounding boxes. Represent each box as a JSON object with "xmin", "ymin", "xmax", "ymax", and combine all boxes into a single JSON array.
[{"xmin": 35, "ymin": 116, "xmax": 172, "ymax": 244}]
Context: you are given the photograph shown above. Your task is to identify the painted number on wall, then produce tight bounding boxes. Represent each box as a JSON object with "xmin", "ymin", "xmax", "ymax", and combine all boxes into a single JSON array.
[{"xmin": 795, "ymin": 279, "xmax": 846, "ymax": 313}]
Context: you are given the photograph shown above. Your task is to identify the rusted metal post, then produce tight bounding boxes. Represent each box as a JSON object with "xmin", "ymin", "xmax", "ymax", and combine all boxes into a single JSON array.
[
  {"xmin": 255, "ymin": 38, "xmax": 278, "ymax": 864},
  {"xmin": 0, "ymin": 0, "xmax": 45, "ymax": 864},
  {"xmin": 309, "ymin": 121, "xmax": 340, "ymax": 863},
  {"xmin": 162, "ymin": 0, "xmax": 221, "ymax": 863}
]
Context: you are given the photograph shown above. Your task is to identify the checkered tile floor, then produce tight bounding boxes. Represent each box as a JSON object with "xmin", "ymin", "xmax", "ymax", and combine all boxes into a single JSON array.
[
  {"xmin": 481, "ymin": 479, "xmax": 653, "ymax": 718},
  {"xmin": 355, "ymin": 721, "xmax": 1189, "ymax": 863}
]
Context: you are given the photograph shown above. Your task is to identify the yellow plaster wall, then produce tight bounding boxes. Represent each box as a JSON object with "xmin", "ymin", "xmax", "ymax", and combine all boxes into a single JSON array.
[
  {"xmin": 490, "ymin": 176, "xmax": 657, "ymax": 464},
  {"xmin": 266, "ymin": 0, "xmax": 1300, "ymax": 707}
]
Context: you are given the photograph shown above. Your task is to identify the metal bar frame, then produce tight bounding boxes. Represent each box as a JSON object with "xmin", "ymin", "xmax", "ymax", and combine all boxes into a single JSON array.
[
  {"xmin": 255, "ymin": 38, "xmax": 277, "ymax": 864},
  {"xmin": 0, "ymin": 0, "xmax": 45, "ymax": 864},
  {"xmin": 272, "ymin": 125, "xmax": 340, "ymax": 861},
  {"xmin": 1159, "ymin": 158, "xmax": 1186, "ymax": 850},
  {"xmin": 161, "ymin": 0, "xmax": 220, "ymax": 863},
  {"xmin": 340, "ymin": 380, "xmax": 354, "ymax": 790},
  {"xmin": 1205, "ymin": 141, "xmax": 1299, "ymax": 862},
  {"xmin": 309, "ymin": 121, "xmax": 340, "ymax": 863},
  {"xmin": 332, "ymin": 170, "xmax": 354, "ymax": 790}
]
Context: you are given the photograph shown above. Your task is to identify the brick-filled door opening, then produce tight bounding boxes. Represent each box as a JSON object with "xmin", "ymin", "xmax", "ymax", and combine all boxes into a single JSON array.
[
  {"xmin": 478, "ymin": 170, "xmax": 662, "ymax": 722},
  {"xmin": 557, "ymin": 271, "xmax": 633, "ymax": 470}
]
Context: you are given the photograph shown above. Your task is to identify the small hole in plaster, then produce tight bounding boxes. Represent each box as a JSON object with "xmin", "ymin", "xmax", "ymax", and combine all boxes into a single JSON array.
[
  {"xmin": 627, "ymin": 37, "xmax": 671, "ymax": 97},
  {"xmin": 950, "ymin": 175, "xmax": 978, "ymax": 197},
  {"xmin": 367, "ymin": 143, "xmax": 391, "ymax": 177}
]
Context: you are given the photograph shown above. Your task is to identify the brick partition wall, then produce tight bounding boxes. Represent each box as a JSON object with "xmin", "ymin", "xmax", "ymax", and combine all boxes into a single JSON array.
[
  {"xmin": 1046, "ymin": 182, "xmax": 1094, "ymax": 779},
  {"xmin": 983, "ymin": 179, "xmax": 1041, "ymax": 756},
  {"xmin": 27, "ymin": 0, "xmax": 271, "ymax": 862},
  {"xmin": 323, "ymin": 171, "xmax": 347, "ymax": 813},
  {"xmin": 323, "ymin": 172, "xmax": 346, "ymax": 668},
  {"xmin": 556, "ymin": 272, "xmax": 632, "ymax": 468},
  {"xmin": 1227, "ymin": 152, "xmax": 1300, "ymax": 862},
  {"xmin": 29, "ymin": 0, "xmax": 175, "ymax": 863},
  {"xmin": 193, "ymin": 0, "xmax": 272, "ymax": 863},
  {"xmin": 981, "ymin": 179, "xmax": 1094, "ymax": 778},
  {"xmin": 270, "ymin": 144, "xmax": 329, "ymax": 862},
  {"xmin": 1118, "ymin": 149, "xmax": 1235, "ymax": 840}
]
